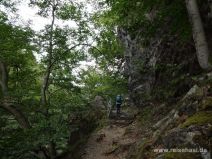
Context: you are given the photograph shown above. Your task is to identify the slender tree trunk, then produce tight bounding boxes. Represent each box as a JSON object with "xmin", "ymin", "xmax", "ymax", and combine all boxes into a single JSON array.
[
  {"xmin": 186, "ymin": 0, "xmax": 211, "ymax": 70},
  {"xmin": 41, "ymin": 65, "xmax": 52, "ymax": 106},
  {"xmin": 0, "ymin": 61, "xmax": 9, "ymax": 96},
  {"xmin": 40, "ymin": 1, "xmax": 58, "ymax": 158},
  {"xmin": 41, "ymin": 2, "xmax": 56, "ymax": 106}
]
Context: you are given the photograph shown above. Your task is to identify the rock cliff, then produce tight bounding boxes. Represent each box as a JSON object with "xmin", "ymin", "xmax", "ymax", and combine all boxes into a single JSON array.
[{"xmin": 117, "ymin": 1, "xmax": 212, "ymax": 159}]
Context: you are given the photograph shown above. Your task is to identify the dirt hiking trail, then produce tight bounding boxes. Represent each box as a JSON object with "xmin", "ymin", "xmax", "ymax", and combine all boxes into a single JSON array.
[{"xmin": 81, "ymin": 110, "xmax": 140, "ymax": 159}]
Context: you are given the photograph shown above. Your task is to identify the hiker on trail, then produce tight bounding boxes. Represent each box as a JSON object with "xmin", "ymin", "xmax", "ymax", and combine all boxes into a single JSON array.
[{"xmin": 116, "ymin": 95, "xmax": 122, "ymax": 115}]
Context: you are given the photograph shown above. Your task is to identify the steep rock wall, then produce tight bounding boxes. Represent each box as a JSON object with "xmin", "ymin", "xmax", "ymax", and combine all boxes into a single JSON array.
[
  {"xmin": 118, "ymin": 0, "xmax": 212, "ymax": 106},
  {"xmin": 118, "ymin": 27, "xmax": 157, "ymax": 106},
  {"xmin": 118, "ymin": 27, "xmax": 200, "ymax": 106}
]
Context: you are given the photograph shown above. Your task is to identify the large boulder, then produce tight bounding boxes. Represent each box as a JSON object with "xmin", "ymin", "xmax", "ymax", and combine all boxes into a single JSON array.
[
  {"xmin": 182, "ymin": 85, "xmax": 204, "ymax": 100},
  {"xmin": 90, "ymin": 96, "xmax": 106, "ymax": 110}
]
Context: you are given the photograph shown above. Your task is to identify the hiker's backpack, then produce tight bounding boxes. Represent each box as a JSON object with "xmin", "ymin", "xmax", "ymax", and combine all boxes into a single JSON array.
[{"xmin": 116, "ymin": 95, "xmax": 122, "ymax": 104}]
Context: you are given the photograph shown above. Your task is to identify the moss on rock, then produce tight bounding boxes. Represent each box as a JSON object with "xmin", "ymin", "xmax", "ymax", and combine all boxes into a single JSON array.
[
  {"xmin": 181, "ymin": 112, "xmax": 212, "ymax": 128},
  {"xmin": 200, "ymin": 97, "xmax": 212, "ymax": 110}
]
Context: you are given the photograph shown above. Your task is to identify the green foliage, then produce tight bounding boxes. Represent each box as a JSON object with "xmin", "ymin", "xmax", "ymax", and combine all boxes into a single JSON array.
[
  {"xmin": 98, "ymin": 0, "xmax": 192, "ymax": 40},
  {"xmin": 0, "ymin": 22, "xmax": 34, "ymax": 63},
  {"xmin": 90, "ymin": 29, "xmax": 124, "ymax": 73},
  {"xmin": 0, "ymin": 1, "xmax": 93, "ymax": 158},
  {"xmin": 0, "ymin": 19, "xmax": 40, "ymax": 158},
  {"xmin": 56, "ymin": 3, "xmax": 82, "ymax": 20},
  {"xmin": 80, "ymin": 68, "xmax": 127, "ymax": 101}
]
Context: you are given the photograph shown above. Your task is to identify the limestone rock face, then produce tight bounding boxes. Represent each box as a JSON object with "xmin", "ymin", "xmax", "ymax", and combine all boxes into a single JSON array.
[
  {"xmin": 118, "ymin": 26, "xmax": 199, "ymax": 106},
  {"xmin": 118, "ymin": 28, "xmax": 158, "ymax": 105}
]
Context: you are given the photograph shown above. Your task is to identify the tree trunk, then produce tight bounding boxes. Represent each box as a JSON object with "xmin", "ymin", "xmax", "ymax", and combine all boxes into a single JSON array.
[
  {"xmin": 40, "ymin": 2, "xmax": 58, "ymax": 158},
  {"xmin": 41, "ymin": 2, "xmax": 56, "ymax": 106},
  {"xmin": 0, "ymin": 101, "xmax": 31, "ymax": 129},
  {"xmin": 0, "ymin": 61, "xmax": 9, "ymax": 96},
  {"xmin": 209, "ymin": 0, "xmax": 212, "ymax": 18},
  {"xmin": 41, "ymin": 65, "xmax": 51, "ymax": 106},
  {"xmin": 186, "ymin": 0, "xmax": 211, "ymax": 70}
]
